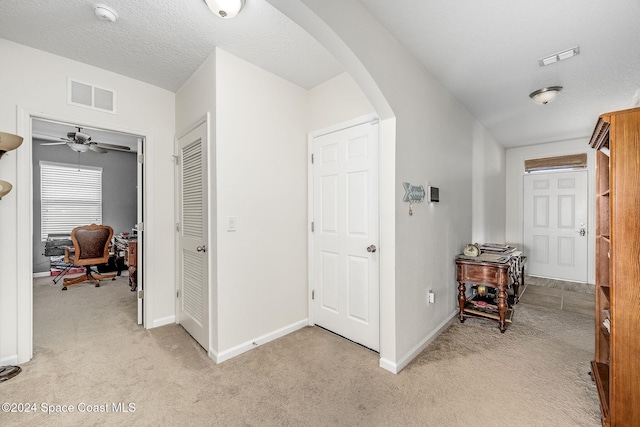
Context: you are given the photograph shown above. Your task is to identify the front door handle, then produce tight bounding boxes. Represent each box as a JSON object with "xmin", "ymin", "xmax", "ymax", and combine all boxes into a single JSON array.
[
  {"xmin": 196, "ymin": 245, "xmax": 207, "ymax": 252},
  {"xmin": 367, "ymin": 245, "xmax": 377, "ymax": 253}
]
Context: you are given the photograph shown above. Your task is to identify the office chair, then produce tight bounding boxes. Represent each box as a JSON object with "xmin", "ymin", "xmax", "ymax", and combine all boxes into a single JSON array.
[{"xmin": 62, "ymin": 224, "xmax": 116, "ymax": 290}]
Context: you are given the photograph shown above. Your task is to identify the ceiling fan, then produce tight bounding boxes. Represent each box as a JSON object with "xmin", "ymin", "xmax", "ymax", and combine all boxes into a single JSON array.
[{"xmin": 39, "ymin": 127, "xmax": 131, "ymax": 153}]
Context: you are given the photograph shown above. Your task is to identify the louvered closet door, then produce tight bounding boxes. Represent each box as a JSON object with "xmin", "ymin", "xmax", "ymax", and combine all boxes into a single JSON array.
[{"xmin": 178, "ymin": 122, "xmax": 209, "ymax": 350}]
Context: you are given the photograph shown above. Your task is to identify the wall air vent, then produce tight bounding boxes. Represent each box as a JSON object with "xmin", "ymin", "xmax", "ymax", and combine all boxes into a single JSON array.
[{"xmin": 67, "ymin": 78, "xmax": 116, "ymax": 114}]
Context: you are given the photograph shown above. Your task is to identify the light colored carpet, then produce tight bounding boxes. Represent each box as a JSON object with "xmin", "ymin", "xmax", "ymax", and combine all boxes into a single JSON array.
[{"xmin": 1, "ymin": 276, "xmax": 601, "ymax": 426}]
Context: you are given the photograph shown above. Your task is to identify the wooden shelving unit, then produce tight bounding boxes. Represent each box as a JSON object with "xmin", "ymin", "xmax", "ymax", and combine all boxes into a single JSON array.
[{"xmin": 589, "ymin": 107, "xmax": 640, "ymax": 426}]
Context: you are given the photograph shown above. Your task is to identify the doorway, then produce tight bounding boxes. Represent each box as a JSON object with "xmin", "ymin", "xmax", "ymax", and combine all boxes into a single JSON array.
[
  {"xmin": 523, "ymin": 170, "xmax": 588, "ymax": 282},
  {"xmin": 309, "ymin": 118, "xmax": 380, "ymax": 351},
  {"xmin": 17, "ymin": 111, "xmax": 147, "ymax": 363}
]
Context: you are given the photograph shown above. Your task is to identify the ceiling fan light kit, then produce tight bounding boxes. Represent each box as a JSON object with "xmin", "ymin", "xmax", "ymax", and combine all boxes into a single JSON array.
[
  {"xmin": 529, "ymin": 86, "xmax": 563, "ymax": 105},
  {"xmin": 204, "ymin": 0, "xmax": 246, "ymax": 19}
]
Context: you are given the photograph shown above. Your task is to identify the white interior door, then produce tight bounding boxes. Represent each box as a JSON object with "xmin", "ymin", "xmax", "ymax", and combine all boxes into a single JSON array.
[
  {"xmin": 523, "ymin": 170, "xmax": 588, "ymax": 282},
  {"xmin": 312, "ymin": 121, "xmax": 379, "ymax": 351},
  {"xmin": 177, "ymin": 122, "xmax": 209, "ymax": 349}
]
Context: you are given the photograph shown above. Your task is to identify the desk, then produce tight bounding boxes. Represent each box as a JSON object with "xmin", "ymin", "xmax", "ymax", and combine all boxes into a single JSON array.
[
  {"xmin": 455, "ymin": 252, "xmax": 526, "ymax": 332},
  {"xmin": 114, "ymin": 235, "xmax": 137, "ymax": 291}
]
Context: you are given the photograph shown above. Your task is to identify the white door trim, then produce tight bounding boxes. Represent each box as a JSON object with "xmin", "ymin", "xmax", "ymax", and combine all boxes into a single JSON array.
[
  {"xmin": 307, "ymin": 113, "xmax": 379, "ymax": 328},
  {"xmin": 16, "ymin": 106, "xmax": 150, "ymax": 363}
]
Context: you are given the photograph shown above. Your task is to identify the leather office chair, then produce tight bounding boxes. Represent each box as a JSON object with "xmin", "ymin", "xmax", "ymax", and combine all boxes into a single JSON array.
[{"xmin": 62, "ymin": 224, "xmax": 116, "ymax": 290}]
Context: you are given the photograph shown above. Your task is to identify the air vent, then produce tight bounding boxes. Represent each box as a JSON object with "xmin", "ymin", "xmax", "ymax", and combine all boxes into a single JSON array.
[
  {"xmin": 67, "ymin": 78, "xmax": 116, "ymax": 113},
  {"xmin": 538, "ymin": 46, "xmax": 580, "ymax": 67}
]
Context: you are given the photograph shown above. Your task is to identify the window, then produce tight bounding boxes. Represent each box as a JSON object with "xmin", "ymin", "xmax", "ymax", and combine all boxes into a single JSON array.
[{"xmin": 40, "ymin": 161, "xmax": 103, "ymax": 241}]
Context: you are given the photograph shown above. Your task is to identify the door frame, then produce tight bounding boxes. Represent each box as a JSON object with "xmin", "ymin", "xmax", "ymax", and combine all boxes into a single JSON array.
[
  {"xmin": 307, "ymin": 113, "xmax": 380, "ymax": 328},
  {"xmin": 174, "ymin": 114, "xmax": 211, "ymax": 353},
  {"xmin": 16, "ymin": 107, "xmax": 149, "ymax": 363}
]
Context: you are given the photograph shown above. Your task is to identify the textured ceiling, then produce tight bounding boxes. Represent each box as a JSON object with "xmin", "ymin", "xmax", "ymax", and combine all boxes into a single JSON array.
[
  {"xmin": 2, "ymin": 0, "xmax": 639, "ymax": 148},
  {"xmin": 0, "ymin": 0, "xmax": 343, "ymax": 92},
  {"xmin": 359, "ymin": 0, "xmax": 640, "ymax": 147}
]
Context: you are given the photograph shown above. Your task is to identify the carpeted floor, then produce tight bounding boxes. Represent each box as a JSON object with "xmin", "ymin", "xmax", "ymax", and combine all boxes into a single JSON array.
[{"xmin": 1, "ymin": 276, "xmax": 601, "ymax": 426}]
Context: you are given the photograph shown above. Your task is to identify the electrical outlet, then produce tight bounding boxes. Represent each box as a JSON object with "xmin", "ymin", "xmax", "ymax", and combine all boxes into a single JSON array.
[{"xmin": 428, "ymin": 291, "xmax": 435, "ymax": 304}]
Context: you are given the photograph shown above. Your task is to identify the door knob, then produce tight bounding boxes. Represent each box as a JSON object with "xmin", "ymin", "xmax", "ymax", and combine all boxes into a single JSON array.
[
  {"xmin": 367, "ymin": 245, "xmax": 377, "ymax": 253},
  {"xmin": 196, "ymin": 245, "xmax": 207, "ymax": 252},
  {"xmin": 577, "ymin": 223, "xmax": 586, "ymax": 237}
]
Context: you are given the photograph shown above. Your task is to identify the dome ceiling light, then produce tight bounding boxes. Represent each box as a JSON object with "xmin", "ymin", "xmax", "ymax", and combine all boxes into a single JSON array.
[
  {"xmin": 204, "ymin": 0, "xmax": 246, "ymax": 19},
  {"xmin": 529, "ymin": 86, "xmax": 563, "ymax": 105}
]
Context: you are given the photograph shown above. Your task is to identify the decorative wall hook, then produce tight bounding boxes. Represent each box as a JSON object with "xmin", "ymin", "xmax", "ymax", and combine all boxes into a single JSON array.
[
  {"xmin": 402, "ymin": 182, "xmax": 425, "ymax": 203},
  {"xmin": 403, "ymin": 182, "xmax": 425, "ymax": 215}
]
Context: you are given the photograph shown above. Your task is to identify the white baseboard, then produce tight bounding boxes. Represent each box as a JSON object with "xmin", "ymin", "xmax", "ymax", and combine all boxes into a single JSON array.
[
  {"xmin": 380, "ymin": 310, "xmax": 458, "ymax": 374},
  {"xmin": 1, "ymin": 354, "xmax": 19, "ymax": 365},
  {"xmin": 32, "ymin": 272, "xmax": 50, "ymax": 278},
  {"xmin": 152, "ymin": 315, "xmax": 176, "ymax": 328},
  {"xmin": 211, "ymin": 318, "xmax": 308, "ymax": 364}
]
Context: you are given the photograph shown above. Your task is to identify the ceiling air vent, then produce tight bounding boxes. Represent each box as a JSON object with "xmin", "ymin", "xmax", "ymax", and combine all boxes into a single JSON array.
[{"xmin": 67, "ymin": 78, "xmax": 116, "ymax": 114}]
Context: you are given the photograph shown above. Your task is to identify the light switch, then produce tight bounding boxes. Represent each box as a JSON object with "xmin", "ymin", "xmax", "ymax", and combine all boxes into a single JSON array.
[{"xmin": 228, "ymin": 216, "xmax": 236, "ymax": 232}]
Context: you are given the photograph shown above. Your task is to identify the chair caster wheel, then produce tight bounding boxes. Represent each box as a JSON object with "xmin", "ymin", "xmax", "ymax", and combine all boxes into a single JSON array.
[
  {"xmin": 112, "ymin": 278, "xmax": 116, "ymax": 281},
  {"xmin": 95, "ymin": 284, "xmax": 100, "ymax": 287},
  {"xmin": 62, "ymin": 286, "xmax": 67, "ymax": 291}
]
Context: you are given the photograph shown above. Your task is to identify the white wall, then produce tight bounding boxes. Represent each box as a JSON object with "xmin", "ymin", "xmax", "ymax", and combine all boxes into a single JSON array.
[
  {"xmin": 505, "ymin": 139, "xmax": 595, "ymax": 284},
  {"xmin": 176, "ymin": 49, "xmax": 311, "ymax": 360},
  {"xmin": 308, "ymin": 72, "xmax": 375, "ymax": 131},
  {"xmin": 269, "ymin": 0, "xmax": 506, "ymax": 372},
  {"xmin": 0, "ymin": 39, "xmax": 176, "ymax": 364},
  {"xmin": 472, "ymin": 123, "xmax": 506, "ymax": 244},
  {"xmin": 215, "ymin": 49, "xmax": 309, "ymax": 355}
]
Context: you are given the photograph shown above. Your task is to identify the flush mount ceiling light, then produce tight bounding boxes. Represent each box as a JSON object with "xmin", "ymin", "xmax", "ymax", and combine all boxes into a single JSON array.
[
  {"xmin": 204, "ymin": 0, "xmax": 246, "ymax": 19},
  {"xmin": 529, "ymin": 86, "xmax": 563, "ymax": 105},
  {"xmin": 94, "ymin": 4, "xmax": 118, "ymax": 22},
  {"xmin": 539, "ymin": 46, "xmax": 580, "ymax": 67}
]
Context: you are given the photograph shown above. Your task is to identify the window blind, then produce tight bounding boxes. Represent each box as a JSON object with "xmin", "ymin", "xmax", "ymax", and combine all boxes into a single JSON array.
[{"xmin": 40, "ymin": 161, "xmax": 103, "ymax": 241}]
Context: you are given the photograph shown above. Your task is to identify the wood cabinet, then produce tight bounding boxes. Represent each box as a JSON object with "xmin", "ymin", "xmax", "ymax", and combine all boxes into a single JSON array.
[{"xmin": 589, "ymin": 107, "xmax": 640, "ymax": 426}]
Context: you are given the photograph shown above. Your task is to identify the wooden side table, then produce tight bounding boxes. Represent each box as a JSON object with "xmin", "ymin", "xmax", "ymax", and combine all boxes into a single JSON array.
[{"xmin": 455, "ymin": 253, "xmax": 525, "ymax": 332}]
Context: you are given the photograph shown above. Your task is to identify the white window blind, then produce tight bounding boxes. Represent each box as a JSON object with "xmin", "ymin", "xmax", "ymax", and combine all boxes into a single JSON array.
[{"xmin": 40, "ymin": 161, "xmax": 103, "ymax": 241}]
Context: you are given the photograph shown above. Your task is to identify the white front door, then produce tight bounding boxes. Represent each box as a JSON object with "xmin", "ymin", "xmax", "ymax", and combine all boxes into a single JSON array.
[
  {"xmin": 312, "ymin": 121, "xmax": 379, "ymax": 351},
  {"xmin": 523, "ymin": 170, "xmax": 588, "ymax": 282},
  {"xmin": 177, "ymin": 121, "xmax": 209, "ymax": 349}
]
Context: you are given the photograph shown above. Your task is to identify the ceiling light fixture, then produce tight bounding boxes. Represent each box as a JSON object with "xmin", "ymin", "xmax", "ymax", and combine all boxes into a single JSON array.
[
  {"xmin": 539, "ymin": 46, "xmax": 580, "ymax": 67},
  {"xmin": 204, "ymin": 0, "xmax": 246, "ymax": 19},
  {"xmin": 529, "ymin": 86, "xmax": 563, "ymax": 105},
  {"xmin": 94, "ymin": 4, "xmax": 118, "ymax": 22}
]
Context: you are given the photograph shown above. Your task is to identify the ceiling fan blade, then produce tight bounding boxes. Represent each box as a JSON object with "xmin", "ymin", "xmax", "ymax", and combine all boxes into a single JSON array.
[
  {"xmin": 33, "ymin": 133, "xmax": 72, "ymax": 143},
  {"xmin": 89, "ymin": 144, "xmax": 108, "ymax": 154},
  {"xmin": 40, "ymin": 141, "xmax": 68, "ymax": 146},
  {"xmin": 94, "ymin": 142, "xmax": 131, "ymax": 151}
]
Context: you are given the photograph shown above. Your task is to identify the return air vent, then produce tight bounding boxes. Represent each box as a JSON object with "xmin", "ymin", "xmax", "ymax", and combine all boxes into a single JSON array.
[{"xmin": 67, "ymin": 78, "xmax": 116, "ymax": 114}]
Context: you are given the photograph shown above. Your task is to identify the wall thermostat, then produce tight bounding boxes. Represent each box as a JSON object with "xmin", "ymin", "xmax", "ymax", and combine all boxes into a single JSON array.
[{"xmin": 428, "ymin": 186, "xmax": 439, "ymax": 203}]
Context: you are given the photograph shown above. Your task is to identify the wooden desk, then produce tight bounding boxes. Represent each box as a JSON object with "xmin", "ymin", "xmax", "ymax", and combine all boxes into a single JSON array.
[
  {"xmin": 455, "ymin": 252, "xmax": 526, "ymax": 332},
  {"xmin": 114, "ymin": 236, "xmax": 137, "ymax": 291}
]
